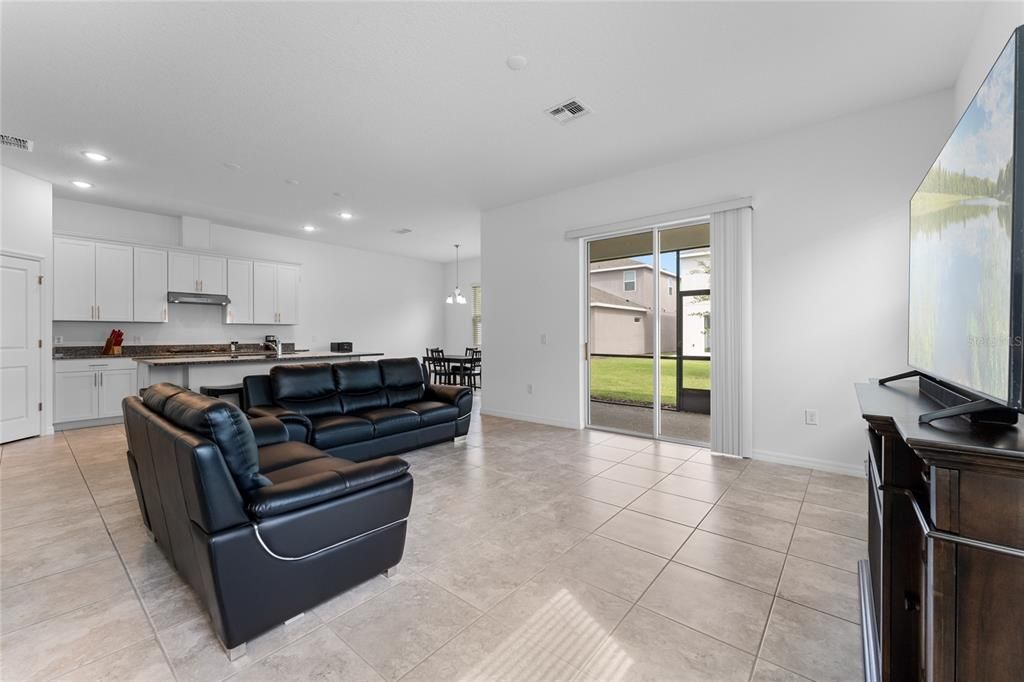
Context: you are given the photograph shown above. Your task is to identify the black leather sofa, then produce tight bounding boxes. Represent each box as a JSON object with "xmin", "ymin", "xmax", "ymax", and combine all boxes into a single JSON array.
[
  {"xmin": 242, "ymin": 358, "xmax": 472, "ymax": 460},
  {"xmin": 123, "ymin": 384, "xmax": 413, "ymax": 655}
]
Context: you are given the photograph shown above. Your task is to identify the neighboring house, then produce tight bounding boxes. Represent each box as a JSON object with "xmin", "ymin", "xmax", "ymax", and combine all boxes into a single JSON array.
[{"xmin": 590, "ymin": 252, "xmax": 710, "ymax": 357}]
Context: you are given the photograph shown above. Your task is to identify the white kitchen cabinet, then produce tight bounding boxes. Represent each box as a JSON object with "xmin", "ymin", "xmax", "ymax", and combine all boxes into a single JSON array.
[
  {"xmin": 226, "ymin": 258, "xmax": 253, "ymax": 324},
  {"xmin": 94, "ymin": 243, "xmax": 133, "ymax": 321},
  {"xmin": 134, "ymin": 247, "xmax": 168, "ymax": 322},
  {"xmin": 252, "ymin": 262, "xmax": 299, "ymax": 324},
  {"xmin": 54, "ymin": 370, "xmax": 99, "ymax": 422},
  {"xmin": 54, "ymin": 359, "xmax": 137, "ymax": 426},
  {"xmin": 53, "ymin": 237, "xmax": 97, "ymax": 321},
  {"xmin": 198, "ymin": 256, "xmax": 227, "ymax": 295},
  {"xmin": 168, "ymin": 252, "xmax": 227, "ymax": 294}
]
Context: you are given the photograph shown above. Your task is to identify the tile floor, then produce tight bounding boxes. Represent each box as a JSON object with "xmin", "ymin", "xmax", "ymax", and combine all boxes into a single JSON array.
[{"xmin": 0, "ymin": 404, "xmax": 867, "ymax": 681}]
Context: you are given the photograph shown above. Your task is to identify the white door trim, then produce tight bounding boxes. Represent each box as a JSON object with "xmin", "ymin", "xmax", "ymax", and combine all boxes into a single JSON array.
[{"xmin": 1, "ymin": 251, "xmax": 47, "ymax": 442}]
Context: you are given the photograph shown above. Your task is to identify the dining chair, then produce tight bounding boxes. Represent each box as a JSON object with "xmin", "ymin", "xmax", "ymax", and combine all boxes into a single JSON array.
[
  {"xmin": 427, "ymin": 347, "xmax": 452, "ymax": 384},
  {"xmin": 463, "ymin": 348, "xmax": 482, "ymax": 390}
]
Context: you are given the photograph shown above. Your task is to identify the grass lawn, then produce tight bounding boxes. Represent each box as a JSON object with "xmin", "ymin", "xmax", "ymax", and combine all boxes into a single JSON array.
[{"xmin": 590, "ymin": 356, "xmax": 710, "ymax": 405}]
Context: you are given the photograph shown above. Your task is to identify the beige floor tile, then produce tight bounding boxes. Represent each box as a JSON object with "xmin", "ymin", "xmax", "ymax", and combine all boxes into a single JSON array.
[
  {"xmin": 575, "ymin": 476, "xmax": 647, "ymax": 507},
  {"xmin": 752, "ymin": 658, "xmax": 812, "ymax": 681},
  {"xmin": 137, "ymin": 571, "xmax": 206, "ymax": 632},
  {"xmin": 641, "ymin": 441, "xmax": 702, "ymax": 460},
  {"xmin": 798, "ymin": 503, "xmax": 868, "ymax": 541},
  {"xmin": 581, "ymin": 444, "xmax": 636, "ymax": 463},
  {"xmin": 803, "ymin": 485, "xmax": 865, "ymax": 514},
  {"xmin": 487, "ymin": 573, "xmax": 632, "ymax": 669},
  {"xmin": 640, "ymin": 562, "xmax": 773, "ymax": 653},
  {"xmin": 777, "ymin": 556, "xmax": 860, "ymax": 623},
  {"xmin": 717, "ymin": 487, "xmax": 803, "ymax": 523},
  {"xmin": 535, "ymin": 495, "xmax": 620, "ymax": 533},
  {"xmin": 672, "ymin": 530, "xmax": 786, "ymax": 594},
  {"xmin": 577, "ymin": 606, "xmax": 753, "ymax": 681},
  {"xmin": 598, "ymin": 463, "xmax": 668, "ymax": 488},
  {"xmin": 312, "ymin": 574, "xmax": 401, "ymax": 623},
  {"xmin": 652, "ymin": 474, "xmax": 729, "ymax": 503},
  {"xmin": 234, "ymin": 626, "xmax": 383, "ymax": 681},
  {"xmin": 543, "ymin": 535, "xmax": 666, "ymax": 602},
  {"xmin": 788, "ymin": 526, "xmax": 868, "ymax": 573},
  {"xmin": 54, "ymin": 637, "xmax": 174, "ymax": 681},
  {"xmin": 627, "ymin": 489, "xmax": 712, "ymax": 526},
  {"xmin": 550, "ymin": 455, "xmax": 615, "ymax": 476},
  {"xmin": 601, "ymin": 435, "xmax": 655, "ymax": 452},
  {"xmin": 688, "ymin": 450, "xmax": 750, "ymax": 470},
  {"xmin": 733, "ymin": 471, "xmax": 808, "ymax": 501},
  {"xmin": 621, "ymin": 451, "xmax": 684, "ymax": 473},
  {"xmin": 596, "ymin": 509, "xmax": 693, "ymax": 558},
  {"xmin": 1, "ymin": 524, "xmax": 117, "ymax": 588},
  {"xmin": 0, "ymin": 475, "xmax": 92, "ymax": 510},
  {"xmin": 674, "ymin": 461, "xmax": 742, "ymax": 484},
  {"xmin": 1, "ymin": 557, "xmax": 131, "ymax": 635},
  {"xmin": 403, "ymin": 613, "xmax": 577, "ymax": 682},
  {"xmin": 329, "ymin": 575, "xmax": 481, "ymax": 680},
  {"xmin": 698, "ymin": 507, "xmax": 795, "ymax": 553},
  {"xmin": 0, "ymin": 513, "xmax": 107, "ymax": 557},
  {"xmin": 810, "ymin": 470, "xmax": 867, "ymax": 495},
  {"xmin": 0, "ymin": 495, "xmax": 96, "ymax": 531},
  {"xmin": 746, "ymin": 461, "xmax": 812, "ymax": 478},
  {"xmin": 0, "ymin": 591, "xmax": 153, "ymax": 680},
  {"xmin": 760, "ymin": 599, "xmax": 863, "ymax": 682}
]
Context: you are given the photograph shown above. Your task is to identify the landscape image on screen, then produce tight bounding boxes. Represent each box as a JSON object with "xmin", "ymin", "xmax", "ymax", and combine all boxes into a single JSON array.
[{"xmin": 909, "ymin": 33, "xmax": 1016, "ymax": 402}]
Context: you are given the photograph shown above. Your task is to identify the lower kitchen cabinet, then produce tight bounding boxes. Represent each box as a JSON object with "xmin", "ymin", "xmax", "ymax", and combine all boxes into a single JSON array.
[{"xmin": 54, "ymin": 358, "xmax": 137, "ymax": 427}]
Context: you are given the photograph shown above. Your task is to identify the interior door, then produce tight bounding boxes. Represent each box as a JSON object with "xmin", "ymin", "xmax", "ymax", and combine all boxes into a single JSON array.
[
  {"xmin": 1, "ymin": 255, "xmax": 42, "ymax": 442},
  {"xmin": 133, "ymin": 247, "xmax": 168, "ymax": 322},
  {"xmin": 53, "ymin": 237, "xmax": 95, "ymax": 320},
  {"xmin": 275, "ymin": 265, "xmax": 300, "ymax": 324},
  {"xmin": 95, "ymin": 243, "xmax": 133, "ymax": 321}
]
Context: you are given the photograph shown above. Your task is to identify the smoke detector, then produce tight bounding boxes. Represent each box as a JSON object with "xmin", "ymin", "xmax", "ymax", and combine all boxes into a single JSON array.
[
  {"xmin": 546, "ymin": 99, "xmax": 590, "ymax": 124},
  {"xmin": 1, "ymin": 134, "xmax": 34, "ymax": 152}
]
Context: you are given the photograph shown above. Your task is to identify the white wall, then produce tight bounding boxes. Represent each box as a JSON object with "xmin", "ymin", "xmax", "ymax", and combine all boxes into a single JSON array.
[
  {"xmin": 53, "ymin": 199, "xmax": 445, "ymax": 359},
  {"xmin": 442, "ymin": 256, "xmax": 481, "ymax": 354},
  {"xmin": 954, "ymin": 3, "xmax": 1023, "ymax": 114},
  {"xmin": 482, "ymin": 89, "xmax": 955, "ymax": 475},
  {"xmin": 1, "ymin": 166, "xmax": 55, "ymax": 434}
]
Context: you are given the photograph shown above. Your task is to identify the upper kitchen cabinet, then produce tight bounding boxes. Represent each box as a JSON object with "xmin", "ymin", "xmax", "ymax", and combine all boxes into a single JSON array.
[
  {"xmin": 253, "ymin": 262, "xmax": 299, "ymax": 324},
  {"xmin": 168, "ymin": 252, "xmax": 226, "ymax": 294},
  {"xmin": 225, "ymin": 258, "xmax": 253, "ymax": 324},
  {"xmin": 53, "ymin": 237, "xmax": 133, "ymax": 321},
  {"xmin": 133, "ymin": 247, "xmax": 168, "ymax": 322}
]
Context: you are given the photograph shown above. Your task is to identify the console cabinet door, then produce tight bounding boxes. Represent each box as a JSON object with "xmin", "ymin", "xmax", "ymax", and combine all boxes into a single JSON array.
[
  {"xmin": 134, "ymin": 247, "xmax": 168, "ymax": 322},
  {"xmin": 226, "ymin": 259, "xmax": 253, "ymax": 324},
  {"xmin": 94, "ymin": 243, "xmax": 133, "ymax": 321},
  {"xmin": 252, "ymin": 262, "xmax": 277, "ymax": 324},
  {"xmin": 98, "ymin": 369, "xmax": 136, "ymax": 418},
  {"xmin": 276, "ymin": 264, "xmax": 300, "ymax": 325},
  {"xmin": 198, "ymin": 255, "xmax": 227, "ymax": 295},
  {"xmin": 55, "ymin": 371, "xmax": 98, "ymax": 422},
  {"xmin": 53, "ymin": 238, "xmax": 96, "ymax": 321},
  {"xmin": 168, "ymin": 252, "xmax": 199, "ymax": 292}
]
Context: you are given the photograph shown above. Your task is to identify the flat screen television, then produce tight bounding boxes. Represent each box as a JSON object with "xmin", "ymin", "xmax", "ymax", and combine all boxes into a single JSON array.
[{"xmin": 908, "ymin": 26, "xmax": 1024, "ymax": 409}]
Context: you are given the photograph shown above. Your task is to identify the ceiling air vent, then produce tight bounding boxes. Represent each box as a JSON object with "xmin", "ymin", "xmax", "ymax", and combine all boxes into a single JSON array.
[
  {"xmin": 547, "ymin": 98, "xmax": 590, "ymax": 124},
  {"xmin": 392, "ymin": 228, "xmax": 413, "ymax": 235},
  {"xmin": 1, "ymin": 134, "xmax": 34, "ymax": 152}
]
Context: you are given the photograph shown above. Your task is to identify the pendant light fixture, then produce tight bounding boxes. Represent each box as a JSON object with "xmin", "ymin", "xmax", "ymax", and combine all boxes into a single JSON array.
[{"xmin": 446, "ymin": 244, "xmax": 467, "ymax": 305}]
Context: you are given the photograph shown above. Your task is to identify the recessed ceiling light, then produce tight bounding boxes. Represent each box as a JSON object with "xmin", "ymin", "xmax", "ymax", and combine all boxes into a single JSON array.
[
  {"xmin": 506, "ymin": 55, "xmax": 528, "ymax": 71},
  {"xmin": 72, "ymin": 180, "xmax": 94, "ymax": 189},
  {"xmin": 81, "ymin": 151, "xmax": 109, "ymax": 162},
  {"xmin": 285, "ymin": 179, "xmax": 300, "ymax": 185},
  {"xmin": 338, "ymin": 212, "xmax": 353, "ymax": 220},
  {"xmin": 223, "ymin": 162, "xmax": 240, "ymax": 170},
  {"xmin": 303, "ymin": 225, "xmax": 317, "ymax": 232}
]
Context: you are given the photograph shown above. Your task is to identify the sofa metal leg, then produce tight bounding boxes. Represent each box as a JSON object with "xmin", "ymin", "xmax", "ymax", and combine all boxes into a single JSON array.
[
  {"xmin": 382, "ymin": 566, "xmax": 399, "ymax": 578},
  {"xmin": 453, "ymin": 435, "xmax": 468, "ymax": 445},
  {"xmin": 285, "ymin": 612, "xmax": 305, "ymax": 626},
  {"xmin": 224, "ymin": 642, "xmax": 247, "ymax": 661}
]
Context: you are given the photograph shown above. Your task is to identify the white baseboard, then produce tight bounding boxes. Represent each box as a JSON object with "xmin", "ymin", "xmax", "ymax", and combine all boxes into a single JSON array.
[
  {"xmin": 752, "ymin": 448, "xmax": 865, "ymax": 478},
  {"xmin": 479, "ymin": 408, "xmax": 579, "ymax": 430}
]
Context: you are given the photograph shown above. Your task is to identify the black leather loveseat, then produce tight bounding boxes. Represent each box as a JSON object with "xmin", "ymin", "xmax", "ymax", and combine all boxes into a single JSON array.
[
  {"xmin": 123, "ymin": 384, "xmax": 412, "ymax": 655},
  {"xmin": 242, "ymin": 358, "xmax": 472, "ymax": 460}
]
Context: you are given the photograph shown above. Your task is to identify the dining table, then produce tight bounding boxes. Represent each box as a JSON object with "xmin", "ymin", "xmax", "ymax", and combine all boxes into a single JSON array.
[{"xmin": 422, "ymin": 354, "xmax": 482, "ymax": 387}]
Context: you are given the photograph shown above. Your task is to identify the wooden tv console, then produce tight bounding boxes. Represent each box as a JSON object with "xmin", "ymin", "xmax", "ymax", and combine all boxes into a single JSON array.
[{"xmin": 856, "ymin": 379, "xmax": 1024, "ymax": 682}]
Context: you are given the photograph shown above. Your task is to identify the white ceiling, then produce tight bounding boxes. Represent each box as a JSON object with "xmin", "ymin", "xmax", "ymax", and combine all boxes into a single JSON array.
[{"xmin": 1, "ymin": 2, "xmax": 984, "ymax": 261}]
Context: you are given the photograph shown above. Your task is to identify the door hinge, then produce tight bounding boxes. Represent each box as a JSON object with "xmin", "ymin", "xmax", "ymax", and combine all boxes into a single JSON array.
[
  {"xmin": 38, "ymin": 402, "xmax": 42, "ymax": 411},
  {"xmin": 37, "ymin": 275, "xmax": 43, "ymax": 285},
  {"xmin": 38, "ymin": 339, "xmax": 42, "ymax": 348}
]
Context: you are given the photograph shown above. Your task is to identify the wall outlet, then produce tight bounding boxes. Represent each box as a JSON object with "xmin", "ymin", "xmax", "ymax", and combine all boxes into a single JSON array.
[
  {"xmin": 132, "ymin": 335, "xmax": 142, "ymax": 344},
  {"xmin": 54, "ymin": 335, "xmax": 63, "ymax": 345},
  {"xmin": 540, "ymin": 334, "xmax": 547, "ymax": 345},
  {"xmin": 527, "ymin": 383, "xmax": 533, "ymax": 395},
  {"xmin": 804, "ymin": 409, "xmax": 819, "ymax": 426}
]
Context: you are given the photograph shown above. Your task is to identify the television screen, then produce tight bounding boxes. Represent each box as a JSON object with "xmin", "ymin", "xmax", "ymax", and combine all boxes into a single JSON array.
[{"xmin": 909, "ymin": 31, "xmax": 1018, "ymax": 405}]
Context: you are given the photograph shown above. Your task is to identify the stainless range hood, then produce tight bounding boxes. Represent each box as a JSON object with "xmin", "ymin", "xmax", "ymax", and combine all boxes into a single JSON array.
[{"xmin": 167, "ymin": 291, "xmax": 231, "ymax": 306}]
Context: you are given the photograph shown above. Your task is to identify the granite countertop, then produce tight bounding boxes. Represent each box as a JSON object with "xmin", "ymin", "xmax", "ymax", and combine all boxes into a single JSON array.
[{"xmin": 135, "ymin": 351, "xmax": 384, "ymax": 366}]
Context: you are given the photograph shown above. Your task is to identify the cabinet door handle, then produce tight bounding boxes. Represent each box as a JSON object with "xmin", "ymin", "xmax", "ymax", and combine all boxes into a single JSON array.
[
  {"xmin": 94, "ymin": 373, "xmax": 97, "ymax": 387},
  {"xmin": 163, "ymin": 307, "xmax": 168, "ymax": 322},
  {"xmin": 200, "ymin": 279, "xmax": 204, "ymax": 291},
  {"xmin": 90, "ymin": 305, "xmax": 95, "ymax": 319},
  {"xmin": 97, "ymin": 305, "xmax": 101, "ymax": 319},
  {"xmin": 100, "ymin": 373, "xmax": 104, "ymax": 387}
]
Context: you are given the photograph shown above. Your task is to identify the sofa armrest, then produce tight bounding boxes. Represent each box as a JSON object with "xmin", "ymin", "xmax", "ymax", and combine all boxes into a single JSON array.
[
  {"xmin": 246, "ymin": 406, "xmax": 311, "ymax": 443},
  {"xmin": 425, "ymin": 384, "xmax": 473, "ymax": 417},
  {"xmin": 245, "ymin": 456, "xmax": 410, "ymax": 519},
  {"xmin": 249, "ymin": 417, "xmax": 290, "ymax": 447}
]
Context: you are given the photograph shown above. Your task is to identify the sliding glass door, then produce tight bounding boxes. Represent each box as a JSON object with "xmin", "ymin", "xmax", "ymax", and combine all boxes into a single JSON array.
[{"xmin": 586, "ymin": 222, "xmax": 711, "ymax": 445}]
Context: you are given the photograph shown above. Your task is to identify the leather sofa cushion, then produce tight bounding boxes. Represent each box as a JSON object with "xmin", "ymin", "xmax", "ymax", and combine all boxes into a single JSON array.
[
  {"xmin": 402, "ymin": 400, "xmax": 459, "ymax": 427},
  {"xmin": 258, "ymin": 441, "xmax": 327, "ymax": 474},
  {"xmin": 270, "ymin": 364, "xmax": 343, "ymax": 417},
  {"xmin": 352, "ymin": 407, "xmax": 421, "ymax": 437},
  {"xmin": 334, "ymin": 362, "xmax": 388, "ymax": 413},
  {"xmin": 142, "ymin": 383, "xmax": 187, "ymax": 412},
  {"xmin": 380, "ymin": 358, "xmax": 426, "ymax": 406},
  {"xmin": 310, "ymin": 415, "xmax": 374, "ymax": 450},
  {"xmin": 147, "ymin": 385, "xmax": 271, "ymax": 493}
]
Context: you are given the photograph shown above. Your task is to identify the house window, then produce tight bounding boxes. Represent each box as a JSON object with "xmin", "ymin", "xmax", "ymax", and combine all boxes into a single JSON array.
[
  {"xmin": 668, "ymin": 284, "xmax": 673, "ymax": 296},
  {"xmin": 623, "ymin": 270, "xmax": 636, "ymax": 292},
  {"xmin": 472, "ymin": 284, "xmax": 482, "ymax": 346}
]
